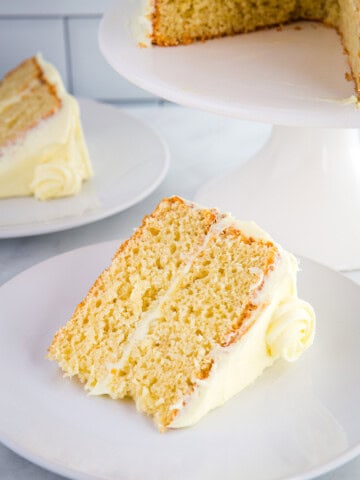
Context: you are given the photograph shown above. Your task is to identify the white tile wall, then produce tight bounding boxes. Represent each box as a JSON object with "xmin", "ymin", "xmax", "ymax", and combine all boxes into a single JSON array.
[
  {"xmin": 0, "ymin": 19, "xmax": 68, "ymax": 88},
  {"xmin": 68, "ymin": 18, "xmax": 153, "ymax": 100},
  {"xmin": 0, "ymin": 0, "xmax": 115, "ymax": 16},
  {"xmin": 0, "ymin": 1, "xmax": 158, "ymax": 103}
]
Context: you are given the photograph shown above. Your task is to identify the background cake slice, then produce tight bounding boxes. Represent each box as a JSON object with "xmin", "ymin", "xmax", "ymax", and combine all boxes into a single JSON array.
[
  {"xmin": 0, "ymin": 54, "xmax": 93, "ymax": 200},
  {"xmin": 48, "ymin": 197, "xmax": 315, "ymax": 431}
]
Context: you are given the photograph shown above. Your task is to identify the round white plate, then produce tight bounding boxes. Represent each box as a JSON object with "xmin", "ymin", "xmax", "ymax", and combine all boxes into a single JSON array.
[
  {"xmin": 0, "ymin": 240, "xmax": 360, "ymax": 480},
  {"xmin": 99, "ymin": 2, "xmax": 360, "ymax": 127},
  {"xmin": 0, "ymin": 99, "xmax": 169, "ymax": 238}
]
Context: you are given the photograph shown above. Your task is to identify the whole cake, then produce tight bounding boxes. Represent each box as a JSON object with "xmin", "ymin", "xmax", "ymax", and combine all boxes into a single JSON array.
[
  {"xmin": 0, "ymin": 54, "xmax": 93, "ymax": 200},
  {"xmin": 138, "ymin": 0, "xmax": 360, "ymax": 97},
  {"xmin": 48, "ymin": 197, "xmax": 315, "ymax": 431}
]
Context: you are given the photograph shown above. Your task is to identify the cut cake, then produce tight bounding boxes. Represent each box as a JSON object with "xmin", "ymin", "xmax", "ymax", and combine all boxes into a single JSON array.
[
  {"xmin": 0, "ymin": 54, "xmax": 92, "ymax": 200},
  {"xmin": 139, "ymin": 0, "xmax": 360, "ymax": 98},
  {"xmin": 48, "ymin": 196, "xmax": 315, "ymax": 431}
]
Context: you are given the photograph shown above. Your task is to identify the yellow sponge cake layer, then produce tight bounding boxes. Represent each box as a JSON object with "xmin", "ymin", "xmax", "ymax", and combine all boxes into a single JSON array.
[
  {"xmin": 0, "ymin": 57, "xmax": 43, "ymax": 105},
  {"xmin": 152, "ymin": 0, "xmax": 294, "ymax": 45},
  {"xmin": 49, "ymin": 197, "xmax": 315, "ymax": 431},
  {"xmin": 151, "ymin": 0, "xmax": 339, "ymax": 46},
  {"xmin": 0, "ymin": 82, "xmax": 60, "ymax": 148},
  {"xmin": 338, "ymin": 0, "xmax": 360, "ymax": 95}
]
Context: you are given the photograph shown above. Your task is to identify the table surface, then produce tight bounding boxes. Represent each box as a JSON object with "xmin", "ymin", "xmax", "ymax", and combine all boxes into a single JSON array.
[{"xmin": 0, "ymin": 103, "xmax": 359, "ymax": 480}]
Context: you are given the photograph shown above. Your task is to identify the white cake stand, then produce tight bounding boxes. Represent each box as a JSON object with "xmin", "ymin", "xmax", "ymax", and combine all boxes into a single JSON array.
[{"xmin": 99, "ymin": 2, "xmax": 360, "ymax": 270}]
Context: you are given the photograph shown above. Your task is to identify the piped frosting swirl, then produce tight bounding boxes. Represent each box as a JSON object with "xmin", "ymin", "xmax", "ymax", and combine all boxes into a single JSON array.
[{"xmin": 266, "ymin": 299, "xmax": 315, "ymax": 362}]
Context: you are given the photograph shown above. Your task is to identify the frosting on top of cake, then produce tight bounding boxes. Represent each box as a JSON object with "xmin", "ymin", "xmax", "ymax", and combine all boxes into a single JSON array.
[{"xmin": 131, "ymin": 0, "xmax": 154, "ymax": 47}]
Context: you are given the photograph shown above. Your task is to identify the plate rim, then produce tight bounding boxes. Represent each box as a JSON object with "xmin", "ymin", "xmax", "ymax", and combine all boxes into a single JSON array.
[
  {"xmin": 0, "ymin": 239, "xmax": 360, "ymax": 480},
  {"xmin": 0, "ymin": 99, "xmax": 170, "ymax": 239}
]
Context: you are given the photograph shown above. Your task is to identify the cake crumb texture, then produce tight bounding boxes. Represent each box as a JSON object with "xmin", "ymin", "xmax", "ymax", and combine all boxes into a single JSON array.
[
  {"xmin": 48, "ymin": 197, "xmax": 218, "ymax": 397},
  {"xmin": 125, "ymin": 228, "xmax": 277, "ymax": 429}
]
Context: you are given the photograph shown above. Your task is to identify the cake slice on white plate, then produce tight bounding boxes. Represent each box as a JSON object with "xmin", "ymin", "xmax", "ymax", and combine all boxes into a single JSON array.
[{"xmin": 48, "ymin": 196, "xmax": 315, "ymax": 431}]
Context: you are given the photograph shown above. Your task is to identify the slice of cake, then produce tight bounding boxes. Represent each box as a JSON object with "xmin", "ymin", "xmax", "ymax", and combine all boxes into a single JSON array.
[
  {"xmin": 0, "ymin": 54, "xmax": 93, "ymax": 200},
  {"xmin": 138, "ymin": 0, "xmax": 360, "ymax": 97},
  {"xmin": 48, "ymin": 197, "xmax": 315, "ymax": 431}
]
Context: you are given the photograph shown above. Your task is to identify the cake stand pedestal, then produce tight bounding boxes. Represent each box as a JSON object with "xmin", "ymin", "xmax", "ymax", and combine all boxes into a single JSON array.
[
  {"xmin": 99, "ymin": 3, "xmax": 360, "ymax": 270},
  {"xmin": 196, "ymin": 126, "xmax": 360, "ymax": 270}
]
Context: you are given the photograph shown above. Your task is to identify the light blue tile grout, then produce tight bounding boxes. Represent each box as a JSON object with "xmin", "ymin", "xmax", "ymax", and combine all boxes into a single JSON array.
[{"xmin": 63, "ymin": 16, "xmax": 74, "ymax": 94}]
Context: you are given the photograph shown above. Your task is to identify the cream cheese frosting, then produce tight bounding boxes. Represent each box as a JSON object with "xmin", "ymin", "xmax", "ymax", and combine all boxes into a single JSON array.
[
  {"xmin": 87, "ymin": 201, "xmax": 315, "ymax": 429},
  {"xmin": 0, "ymin": 54, "xmax": 92, "ymax": 200},
  {"xmin": 131, "ymin": 0, "xmax": 154, "ymax": 47}
]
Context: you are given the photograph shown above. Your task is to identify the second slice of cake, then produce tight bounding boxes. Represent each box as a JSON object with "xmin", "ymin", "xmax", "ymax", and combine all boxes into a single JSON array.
[
  {"xmin": 0, "ymin": 54, "xmax": 93, "ymax": 200},
  {"xmin": 48, "ymin": 197, "xmax": 315, "ymax": 431}
]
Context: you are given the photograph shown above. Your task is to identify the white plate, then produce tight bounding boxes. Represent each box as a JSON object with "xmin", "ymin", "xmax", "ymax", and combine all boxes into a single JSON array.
[
  {"xmin": 99, "ymin": 2, "xmax": 360, "ymax": 127},
  {"xmin": 0, "ymin": 240, "xmax": 360, "ymax": 480},
  {"xmin": 0, "ymin": 99, "xmax": 169, "ymax": 238}
]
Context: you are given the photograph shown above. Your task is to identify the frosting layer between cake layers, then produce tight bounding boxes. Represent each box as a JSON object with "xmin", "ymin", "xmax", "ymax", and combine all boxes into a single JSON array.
[{"xmin": 0, "ymin": 54, "xmax": 92, "ymax": 200}]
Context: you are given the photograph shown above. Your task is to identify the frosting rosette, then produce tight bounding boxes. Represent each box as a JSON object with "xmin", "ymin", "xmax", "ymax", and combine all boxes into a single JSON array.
[
  {"xmin": 266, "ymin": 299, "xmax": 315, "ymax": 362},
  {"xmin": 31, "ymin": 158, "xmax": 84, "ymax": 200}
]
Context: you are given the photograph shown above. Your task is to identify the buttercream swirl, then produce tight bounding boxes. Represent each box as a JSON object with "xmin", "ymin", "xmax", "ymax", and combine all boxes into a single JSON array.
[
  {"xmin": 266, "ymin": 299, "xmax": 315, "ymax": 362},
  {"xmin": 30, "ymin": 158, "xmax": 84, "ymax": 200}
]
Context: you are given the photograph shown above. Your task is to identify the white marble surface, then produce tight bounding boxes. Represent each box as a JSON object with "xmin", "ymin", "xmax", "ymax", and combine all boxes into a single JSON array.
[{"xmin": 0, "ymin": 103, "xmax": 359, "ymax": 480}]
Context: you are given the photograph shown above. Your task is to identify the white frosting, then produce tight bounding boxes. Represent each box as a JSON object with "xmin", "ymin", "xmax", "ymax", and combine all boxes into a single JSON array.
[
  {"xmin": 320, "ymin": 94, "xmax": 359, "ymax": 106},
  {"xmin": 267, "ymin": 298, "xmax": 315, "ymax": 362},
  {"xmin": 131, "ymin": 0, "xmax": 154, "ymax": 47},
  {"xmin": 0, "ymin": 54, "xmax": 92, "ymax": 200}
]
